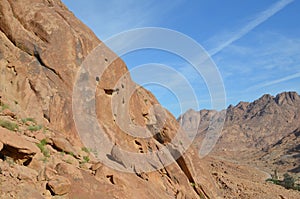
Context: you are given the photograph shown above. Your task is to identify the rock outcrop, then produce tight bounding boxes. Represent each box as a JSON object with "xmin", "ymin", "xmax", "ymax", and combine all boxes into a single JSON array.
[{"xmin": 0, "ymin": 0, "xmax": 217, "ymax": 198}]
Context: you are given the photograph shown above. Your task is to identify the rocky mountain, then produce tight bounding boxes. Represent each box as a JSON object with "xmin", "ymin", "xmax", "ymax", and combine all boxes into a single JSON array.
[
  {"xmin": 1, "ymin": 0, "xmax": 299, "ymax": 198},
  {"xmin": 179, "ymin": 92, "xmax": 300, "ymax": 175},
  {"xmin": 0, "ymin": 0, "xmax": 216, "ymax": 198}
]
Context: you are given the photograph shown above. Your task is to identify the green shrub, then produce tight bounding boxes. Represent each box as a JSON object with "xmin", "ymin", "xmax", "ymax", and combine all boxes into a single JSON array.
[
  {"xmin": 266, "ymin": 178, "xmax": 280, "ymax": 185},
  {"xmin": 0, "ymin": 119, "xmax": 18, "ymax": 131},
  {"xmin": 282, "ymin": 173, "xmax": 295, "ymax": 189},
  {"xmin": 28, "ymin": 125, "xmax": 42, "ymax": 132},
  {"xmin": 36, "ymin": 139, "xmax": 50, "ymax": 158},
  {"xmin": 81, "ymin": 147, "xmax": 90, "ymax": 153},
  {"xmin": 83, "ymin": 156, "xmax": 90, "ymax": 163},
  {"xmin": 267, "ymin": 172, "xmax": 300, "ymax": 191},
  {"xmin": 21, "ymin": 118, "xmax": 36, "ymax": 124}
]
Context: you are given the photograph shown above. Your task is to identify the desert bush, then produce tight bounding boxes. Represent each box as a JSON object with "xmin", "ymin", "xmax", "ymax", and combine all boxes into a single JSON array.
[
  {"xmin": 28, "ymin": 124, "xmax": 43, "ymax": 131},
  {"xmin": 82, "ymin": 147, "xmax": 90, "ymax": 153},
  {"xmin": 36, "ymin": 139, "xmax": 50, "ymax": 158},
  {"xmin": 21, "ymin": 118, "xmax": 36, "ymax": 124},
  {"xmin": 282, "ymin": 173, "xmax": 295, "ymax": 189},
  {"xmin": 0, "ymin": 119, "xmax": 18, "ymax": 131},
  {"xmin": 267, "ymin": 172, "xmax": 299, "ymax": 191},
  {"xmin": 83, "ymin": 156, "xmax": 90, "ymax": 163}
]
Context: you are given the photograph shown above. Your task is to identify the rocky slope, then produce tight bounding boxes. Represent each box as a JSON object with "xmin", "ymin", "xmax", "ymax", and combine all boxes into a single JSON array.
[
  {"xmin": 1, "ymin": 0, "xmax": 299, "ymax": 198},
  {"xmin": 179, "ymin": 91, "xmax": 300, "ymax": 176},
  {"xmin": 0, "ymin": 0, "xmax": 219, "ymax": 198}
]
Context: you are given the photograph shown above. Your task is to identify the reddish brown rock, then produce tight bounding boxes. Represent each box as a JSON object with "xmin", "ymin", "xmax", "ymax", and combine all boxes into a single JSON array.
[
  {"xmin": 47, "ymin": 176, "xmax": 71, "ymax": 196},
  {"xmin": 51, "ymin": 137, "xmax": 77, "ymax": 157},
  {"xmin": 15, "ymin": 165, "xmax": 38, "ymax": 182},
  {"xmin": 55, "ymin": 162, "xmax": 83, "ymax": 180},
  {"xmin": 0, "ymin": 0, "xmax": 232, "ymax": 198},
  {"xmin": 0, "ymin": 109, "xmax": 16, "ymax": 118},
  {"xmin": 0, "ymin": 127, "xmax": 39, "ymax": 163}
]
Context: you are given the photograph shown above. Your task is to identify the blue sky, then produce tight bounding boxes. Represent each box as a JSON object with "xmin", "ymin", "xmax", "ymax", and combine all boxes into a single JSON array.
[{"xmin": 63, "ymin": 0, "xmax": 300, "ymax": 117}]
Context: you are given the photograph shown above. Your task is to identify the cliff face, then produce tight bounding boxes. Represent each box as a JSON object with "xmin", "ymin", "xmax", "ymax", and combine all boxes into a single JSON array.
[{"xmin": 0, "ymin": 0, "xmax": 218, "ymax": 198}]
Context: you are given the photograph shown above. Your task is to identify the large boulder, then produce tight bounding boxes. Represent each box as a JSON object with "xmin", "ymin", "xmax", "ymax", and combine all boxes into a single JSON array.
[
  {"xmin": 51, "ymin": 137, "xmax": 77, "ymax": 157},
  {"xmin": 47, "ymin": 176, "xmax": 71, "ymax": 196},
  {"xmin": 0, "ymin": 127, "xmax": 39, "ymax": 163}
]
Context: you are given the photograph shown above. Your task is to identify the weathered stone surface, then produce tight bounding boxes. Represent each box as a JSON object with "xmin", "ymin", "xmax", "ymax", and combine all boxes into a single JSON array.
[
  {"xmin": 44, "ymin": 167, "xmax": 58, "ymax": 181},
  {"xmin": 16, "ymin": 165, "xmax": 38, "ymax": 181},
  {"xmin": 3, "ymin": 0, "xmax": 299, "ymax": 198},
  {"xmin": 91, "ymin": 162, "xmax": 102, "ymax": 171},
  {"xmin": 0, "ymin": 0, "xmax": 99, "ymax": 145},
  {"xmin": 0, "ymin": 109, "xmax": 16, "ymax": 118},
  {"xmin": 0, "ymin": 127, "xmax": 39, "ymax": 162},
  {"xmin": 62, "ymin": 154, "xmax": 79, "ymax": 167},
  {"xmin": 47, "ymin": 176, "xmax": 71, "ymax": 196},
  {"xmin": 51, "ymin": 137, "xmax": 77, "ymax": 157},
  {"xmin": 55, "ymin": 162, "xmax": 83, "ymax": 180}
]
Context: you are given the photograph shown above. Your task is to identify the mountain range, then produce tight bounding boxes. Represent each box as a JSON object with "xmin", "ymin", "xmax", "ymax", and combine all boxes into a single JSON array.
[{"xmin": 179, "ymin": 91, "xmax": 300, "ymax": 180}]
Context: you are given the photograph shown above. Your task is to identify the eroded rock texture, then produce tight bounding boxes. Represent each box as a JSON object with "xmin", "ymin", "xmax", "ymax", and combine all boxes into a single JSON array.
[{"xmin": 0, "ymin": 0, "xmax": 216, "ymax": 198}]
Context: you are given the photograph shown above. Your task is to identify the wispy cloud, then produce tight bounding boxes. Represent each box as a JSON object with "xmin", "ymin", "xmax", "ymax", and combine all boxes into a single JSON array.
[
  {"xmin": 208, "ymin": 0, "xmax": 294, "ymax": 56},
  {"xmin": 213, "ymin": 31, "xmax": 300, "ymax": 106},
  {"xmin": 90, "ymin": 0, "xmax": 184, "ymax": 39},
  {"xmin": 248, "ymin": 72, "xmax": 300, "ymax": 90}
]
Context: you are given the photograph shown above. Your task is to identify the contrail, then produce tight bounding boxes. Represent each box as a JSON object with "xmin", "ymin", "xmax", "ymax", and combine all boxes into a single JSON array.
[
  {"xmin": 250, "ymin": 72, "xmax": 300, "ymax": 90},
  {"xmin": 208, "ymin": 0, "xmax": 294, "ymax": 56}
]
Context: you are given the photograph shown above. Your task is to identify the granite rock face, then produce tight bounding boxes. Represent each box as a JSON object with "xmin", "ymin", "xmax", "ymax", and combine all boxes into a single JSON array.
[{"xmin": 0, "ymin": 0, "xmax": 216, "ymax": 198}]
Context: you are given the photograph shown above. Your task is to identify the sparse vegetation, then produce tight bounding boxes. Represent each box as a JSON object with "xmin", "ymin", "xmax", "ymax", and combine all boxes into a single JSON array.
[
  {"xmin": 0, "ymin": 103, "xmax": 9, "ymax": 111},
  {"xmin": 28, "ymin": 124, "xmax": 43, "ymax": 131},
  {"xmin": 21, "ymin": 117, "xmax": 36, "ymax": 124},
  {"xmin": 83, "ymin": 156, "xmax": 90, "ymax": 163},
  {"xmin": 267, "ymin": 172, "xmax": 300, "ymax": 191},
  {"xmin": 67, "ymin": 151, "xmax": 75, "ymax": 158},
  {"xmin": 82, "ymin": 147, "xmax": 90, "ymax": 153},
  {"xmin": 0, "ymin": 119, "xmax": 18, "ymax": 131},
  {"xmin": 41, "ymin": 157, "xmax": 48, "ymax": 163},
  {"xmin": 36, "ymin": 139, "xmax": 50, "ymax": 158},
  {"xmin": 89, "ymin": 148, "xmax": 98, "ymax": 157}
]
